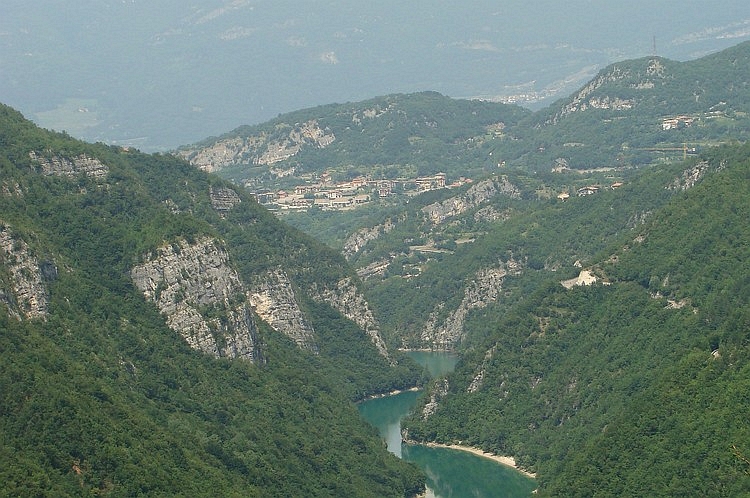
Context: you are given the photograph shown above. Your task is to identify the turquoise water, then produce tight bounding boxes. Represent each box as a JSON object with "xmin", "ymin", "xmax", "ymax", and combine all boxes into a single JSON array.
[{"xmin": 358, "ymin": 352, "xmax": 536, "ymax": 497}]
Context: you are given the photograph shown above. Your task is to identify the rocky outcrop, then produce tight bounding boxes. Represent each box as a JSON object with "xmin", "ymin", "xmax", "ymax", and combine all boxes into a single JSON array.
[
  {"xmin": 545, "ymin": 58, "xmax": 668, "ymax": 125},
  {"xmin": 355, "ymin": 259, "xmax": 391, "ymax": 281},
  {"xmin": 1, "ymin": 181, "xmax": 24, "ymax": 198},
  {"xmin": 342, "ymin": 219, "xmax": 395, "ymax": 260},
  {"xmin": 473, "ymin": 205, "xmax": 512, "ymax": 224},
  {"xmin": 667, "ymin": 160, "xmax": 711, "ymax": 191},
  {"xmin": 421, "ymin": 259, "xmax": 522, "ymax": 349},
  {"xmin": 130, "ymin": 237, "xmax": 262, "ymax": 362},
  {"xmin": 467, "ymin": 345, "xmax": 498, "ymax": 393},
  {"xmin": 0, "ymin": 223, "xmax": 52, "ymax": 320},
  {"xmin": 247, "ymin": 268, "xmax": 318, "ymax": 352},
  {"xmin": 422, "ymin": 378, "xmax": 449, "ymax": 420},
  {"xmin": 209, "ymin": 186, "xmax": 242, "ymax": 216},
  {"xmin": 422, "ymin": 176, "xmax": 520, "ymax": 225},
  {"xmin": 179, "ymin": 136, "xmax": 261, "ymax": 173},
  {"xmin": 310, "ymin": 277, "xmax": 391, "ymax": 361},
  {"xmin": 560, "ymin": 270, "xmax": 599, "ymax": 289},
  {"xmin": 179, "ymin": 120, "xmax": 335, "ymax": 172},
  {"xmin": 29, "ymin": 151, "xmax": 108, "ymax": 179}
]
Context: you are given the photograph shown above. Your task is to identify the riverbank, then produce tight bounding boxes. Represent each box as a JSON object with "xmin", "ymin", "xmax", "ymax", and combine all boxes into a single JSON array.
[
  {"xmin": 405, "ymin": 440, "xmax": 536, "ymax": 479},
  {"xmin": 359, "ymin": 386, "xmax": 421, "ymax": 402}
]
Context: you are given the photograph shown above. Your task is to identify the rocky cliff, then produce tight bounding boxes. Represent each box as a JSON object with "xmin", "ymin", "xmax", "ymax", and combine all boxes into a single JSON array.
[
  {"xmin": 421, "ymin": 175, "xmax": 520, "ymax": 225},
  {"xmin": 342, "ymin": 218, "xmax": 396, "ymax": 261},
  {"xmin": 0, "ymin": 223, "xmax": 52, "ymax": 320},
  {"xmin": 420, "ymin": 258, "xmax": 523, "ymax": 349},
  {"xmin": 130, "ymin": 236, "xmax": 262, "ymax": 362},
  {"xmin": 130, "ymin": 238, "xmax": 388, "ymax": 361},
  {"xmin": 209, "ymin": 185, "xmax": 242, "ymax": 216},
  {"xmin": 310, "ymin": 276, "xmax": 391, "ymax": 361},
  {"xmin": 179, "ymin": 119, "xmax": 335, "ymax": 173},
  {"xmin": 29, "ymin": 151, "xmax": 109, "ymax": 179},
  {"xmin": 247, "ymin": 268, "xmax": 318, "ymax": 352}
]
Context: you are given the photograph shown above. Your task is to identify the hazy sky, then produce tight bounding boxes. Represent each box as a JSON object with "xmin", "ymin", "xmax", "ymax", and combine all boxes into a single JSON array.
[{"xmin": 2, "ymin": 1, "xmax": 749, "ymax": 150}]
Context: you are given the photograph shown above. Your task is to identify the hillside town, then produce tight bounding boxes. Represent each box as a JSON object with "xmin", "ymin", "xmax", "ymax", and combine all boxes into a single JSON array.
[{"xmin": 252, "ymin": 172, "xmax": 473, "ymax": 211}]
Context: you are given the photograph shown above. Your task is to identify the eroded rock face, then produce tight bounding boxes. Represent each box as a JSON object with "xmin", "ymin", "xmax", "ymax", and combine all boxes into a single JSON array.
[
  {"xmin": 130, "ymin": 237, "xmax": 262, "ymax": 362},
  {"xmin": 422, "ymin": 378, "xmax": 449, "ymax": 420},
  {"xmin": 248, "ymin": 268, "xmax": 318, "ymax": 353},
  {"xmin": 310, "ymin": 277, "xmax": 390, "ymax": 361},
  {"xmin": 342, "ymin": 219, "xmax": 395, "ymax": 260},
  {"xmin": 422, "ymin": 176, "xmax": 520, "ymax": 225},
  {"xmin": 209, "ymin": 186, "xmax": 242, "ymax": 216},
  {"xmin": 179, "ymin": 120, "xmax": 335, "ymax": 173},
  {"xmin": 467, "ymin": 345, "xmax": 498, "ymax": 393},
  {"xmin": 421, "ymin": 259, "xmax": 522, "ymax": 349},
  {"xmin": 667, "ymin": 160, "xmax": 711, "ymax": 191},
  {"xmin": 0, "ymin": 223, "xmax": 51, "ymax": 320},
  {"xmin": 29, "ymin": 151, "xmax": 108, "ymax": 179}
]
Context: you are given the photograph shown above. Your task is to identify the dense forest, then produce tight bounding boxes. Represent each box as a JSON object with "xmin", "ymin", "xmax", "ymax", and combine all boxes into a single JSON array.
[
  {"xmin": 0, "ymin": 104, "xmax": 424, "ymax": 496},
  {"xmin": 401, "ymin": 143, "xmax": 750, "ymax": 495}
]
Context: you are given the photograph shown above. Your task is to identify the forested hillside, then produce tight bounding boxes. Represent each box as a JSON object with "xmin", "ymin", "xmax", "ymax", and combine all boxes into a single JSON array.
[
  {"xmin": 0, "ymin": 104, "xmax": 424, "ymax": 496},
  {"xmin": 402, "ymin": 143, "xmax": 750, "ymax": 495},
  {"xmin": 183, "ymin": 41, "xmax": 750, "ymax": 189},
  {"xmin": 178, "ymin": 91, "xmax": 530, "ymax": 186},
  {"xmin": 511, "ymin": 40, "xmax": 750, "ymax": 170}
]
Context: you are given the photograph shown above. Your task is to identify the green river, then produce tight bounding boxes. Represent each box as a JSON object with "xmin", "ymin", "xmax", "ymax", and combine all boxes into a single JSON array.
[{"xmin": 358, "ymin": 352, "xmax": 536, "ymax": 498}]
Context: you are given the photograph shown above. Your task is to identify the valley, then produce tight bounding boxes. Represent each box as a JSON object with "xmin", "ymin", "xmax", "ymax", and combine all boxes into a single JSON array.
[{"xmin": 3, "ymin": 40, "xmax": 750, "ymax": 497}]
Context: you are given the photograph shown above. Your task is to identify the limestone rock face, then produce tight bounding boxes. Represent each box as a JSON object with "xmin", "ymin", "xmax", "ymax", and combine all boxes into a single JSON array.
[
  {"xmin": 0, "ymin": 223, "xmax": 51, "ymax": 320},
  {"xmin": 310, "ymin": 277, "xmax": 390, "ymax": 360},
  {"xmin": 1, "ymin": 180, "xmax": 24, "ymax": 198},
  {"xmin": 209, "ymin": 186, "xmax": 242, "ymax": 216},
  {"xmin": 130, "ymin": 237, "xmax": 262, "ymax": 362},
  {"xmin": 247, "ymin": 268, "xmax": 318, "ymax": 352},
  {"xmin": 421, "ymin": 259, "xmax": 523, "ymax": 349},
  {"xmin": 342, "ymin": 219, "xmax": 395, "ymax": 260},
  {"xmin": 179, "ymin": 120, "xmax": 335, "ymax": 173},
  {"xmin": 667, "ymin": 160, "xmax": 711, "ymax": 191},
  {"xmin": 422, "ymin": 378, "xmax": 449, "ymax": 420},
  {"xmin": 467, "ymin": 345, "xmax": 499, "ymax": 394},
  {"xmin": 421, "ymin": 176, "xmax": 520, "ymax": 225},
  {"xmin": 29, "ymin": 151, "xmax": 108, "ymax": 179}
]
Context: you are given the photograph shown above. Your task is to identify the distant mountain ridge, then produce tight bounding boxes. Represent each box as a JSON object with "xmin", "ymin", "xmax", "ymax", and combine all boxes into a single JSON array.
[
  {"xmin": 178, "ymin": 91, "xmax": 530, "ymax": 186},
  {"xmin": 182, "ymin": 41, "xmax": 750, "ymax": 190}
]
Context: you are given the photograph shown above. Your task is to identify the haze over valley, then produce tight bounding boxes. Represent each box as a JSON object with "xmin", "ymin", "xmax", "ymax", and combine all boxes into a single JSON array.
[{"xmin": 2, "ymin": 0, "xmax": 750, "ymax": 150}]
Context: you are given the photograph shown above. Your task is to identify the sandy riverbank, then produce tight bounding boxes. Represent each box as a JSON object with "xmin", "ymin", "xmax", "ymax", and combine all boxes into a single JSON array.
[
  {"xmin": 409, "ymin": 441, "xmax": 537, "ymax": 479},
  {"xmin": 359, "ymin": 386, "xmax": 421, "ymax": 402}
]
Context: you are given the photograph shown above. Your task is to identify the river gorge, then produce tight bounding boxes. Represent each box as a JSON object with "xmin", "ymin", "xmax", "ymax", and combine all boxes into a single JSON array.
[{"xmin": 358, "ymin": 352, "xmax": 537, "ymax": 497}]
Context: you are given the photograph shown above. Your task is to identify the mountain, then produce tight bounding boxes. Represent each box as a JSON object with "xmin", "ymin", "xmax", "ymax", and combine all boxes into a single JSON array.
[
  {"xmin": 402, "ymin": 143, "xmax": 750, "ymax": 495},
  {"xmin": 183, "ymin": 41, "xmax": 750, "ymax": 188},
  {"xmin": 6, "ymin": 1, "xmax": 748, "ymax": 151},
  {"xmin": 169, "ymin": 41, "xmax": 750, "ymax": 356},
  {"xmin": 0, "ymin": 104, "xmax": 424, "ymax": 496},
  {"xmin": 511, "ymin": 39, "xmax": 750, "ymax": 169},
  {"xmin": 177, "ymin": 91, "xmax": 531, "ymax": 186},
  {"xmin": 5, "ymin": 37, "xmax": 750, "ymax": 497}
]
